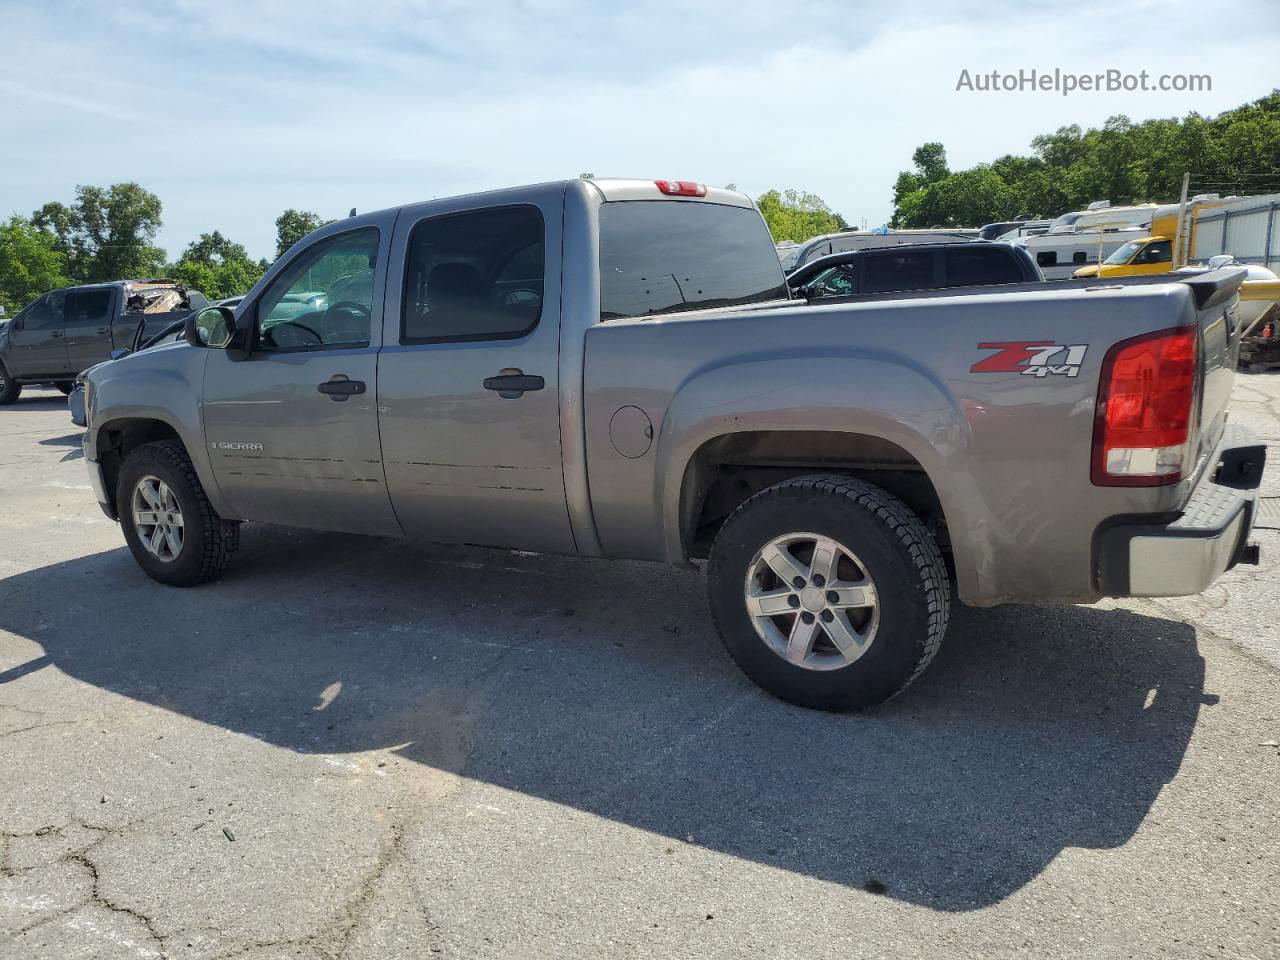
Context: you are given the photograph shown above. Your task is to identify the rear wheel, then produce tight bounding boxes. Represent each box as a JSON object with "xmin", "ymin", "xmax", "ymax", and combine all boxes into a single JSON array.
[
  {"xmin": 707, "ymin": 474, "xmax": 949, "ymax": 710},
  {"xmin": 117, "ymin": 440, "xmax": 239, "ymax": 586},
  {"xmin": 0, "ymin": 363, "xmax": 20, "ymax": 405}
]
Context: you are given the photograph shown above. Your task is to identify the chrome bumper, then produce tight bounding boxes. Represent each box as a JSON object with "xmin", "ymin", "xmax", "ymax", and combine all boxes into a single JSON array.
[{"xmin": 1097, "ymin": 425, "xmax": 1264, "ymax": 598}]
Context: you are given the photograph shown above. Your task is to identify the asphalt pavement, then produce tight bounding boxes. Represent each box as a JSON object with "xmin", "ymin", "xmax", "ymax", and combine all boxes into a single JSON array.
[{"xmin": 1, "ymin": 377, "xmax": 1278, "ymax": 959}]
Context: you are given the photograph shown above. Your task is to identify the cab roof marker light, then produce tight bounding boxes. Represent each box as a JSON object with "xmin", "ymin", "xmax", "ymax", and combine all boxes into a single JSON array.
[{"xmin": 655, "ymin": 180, "xmax": 708, "ymax": 197}]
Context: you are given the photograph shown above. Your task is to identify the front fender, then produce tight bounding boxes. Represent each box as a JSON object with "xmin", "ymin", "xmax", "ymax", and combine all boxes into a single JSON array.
[
  {"xmin": 85, "ymin": 344, "xmax": 228, "ymax": 516},
  {"xmin": 655, "ymin": 348, "xmax": 983, "ymax": 598}
]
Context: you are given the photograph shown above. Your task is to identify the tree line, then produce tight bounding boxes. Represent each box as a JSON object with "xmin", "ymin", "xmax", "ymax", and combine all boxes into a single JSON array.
[
  {"xmin": 891, "ymin": 89, "xmax": 1280, "ymax": 228},
  {"xmin": 0, "ymin": 184, "xmax": 332, "ymax": 312}
]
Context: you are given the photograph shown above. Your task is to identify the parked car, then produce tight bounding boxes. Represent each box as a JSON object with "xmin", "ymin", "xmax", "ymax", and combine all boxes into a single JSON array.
[
  {"xmin": 0, "ymin": 280, "xmax": 207, "ymax": 404},
  {"xmin": 786, "ymin": 241, "xmax": 1041, "ymax": 299},
  {"xmin": 784, "ymin": 228, "xmax": 980, "ymax": 271},
  {"xmin": 82, "ymin": 178, "xmax": 1263, "ymax": 710}
]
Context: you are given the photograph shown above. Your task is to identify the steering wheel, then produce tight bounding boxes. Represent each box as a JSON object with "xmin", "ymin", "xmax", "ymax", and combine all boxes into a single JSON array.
[
  {"xmin": 263, "ymin": 321, "xmax": 324, "ymax": 347},
  {"xmin": 327, "ymin": 301, "xmax": 372, "ymax": 320}
]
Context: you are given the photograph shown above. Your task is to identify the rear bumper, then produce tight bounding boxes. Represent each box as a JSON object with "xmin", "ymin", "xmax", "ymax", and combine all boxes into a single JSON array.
[{"xmin": 1096, "ymin": 425, "xmax": 1265, "ymax": 598}]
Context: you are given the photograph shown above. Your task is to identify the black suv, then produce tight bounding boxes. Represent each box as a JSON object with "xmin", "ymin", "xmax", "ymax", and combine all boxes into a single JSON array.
[{"xmin": 787, "ymin": 241, "xmax": 1041, "ymax": 300}]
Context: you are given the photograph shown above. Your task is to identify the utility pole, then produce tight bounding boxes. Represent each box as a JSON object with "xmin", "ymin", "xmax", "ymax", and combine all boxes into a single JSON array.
[{"xmin": 1172, "ymin": 172, "xmax": 1191, "ymax": 268}]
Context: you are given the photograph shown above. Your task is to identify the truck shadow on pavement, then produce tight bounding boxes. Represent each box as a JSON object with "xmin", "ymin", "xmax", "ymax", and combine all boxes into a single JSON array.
[{"xmin": 0, "ymin": 526, "xmax": 1208, "ymax": 912}]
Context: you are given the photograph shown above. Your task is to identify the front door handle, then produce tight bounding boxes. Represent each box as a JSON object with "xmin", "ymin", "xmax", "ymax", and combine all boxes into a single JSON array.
[
  {"xmin": 51, "ymin": 330, "xmax": 64, "ymax": 338},
  {"xmin": 317, "ymin": 375, "xmax": 366, "ymax": 401},
  {"xmin": 483, "ymin": 369, "xmax": 544, "ymax": 399}
]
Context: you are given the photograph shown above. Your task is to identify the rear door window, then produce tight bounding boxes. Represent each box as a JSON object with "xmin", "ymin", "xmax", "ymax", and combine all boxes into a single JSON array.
[
  {"xmin": 944, "ymin": 248, "xmax": 1022, "ymax": 286},
  {"xmin": 64, "ymin": 289, "xmax": 113, "ymax": 323},
  {"xmin": 599, "ymin": 201, "xmax": 787, "ymax": 320},
  {"xmin": 401, "ymin": 205, "xmax": 544, "ymax": 343},
  {"xmin": 859, "ymin": 250, "xmax": 937, "ymax": 294}
]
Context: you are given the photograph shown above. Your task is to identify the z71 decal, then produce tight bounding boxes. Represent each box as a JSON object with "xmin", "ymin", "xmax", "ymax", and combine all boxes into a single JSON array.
[{"xmin": 970, "ymin": 341, "xmax": 1089, "ymax": 378}]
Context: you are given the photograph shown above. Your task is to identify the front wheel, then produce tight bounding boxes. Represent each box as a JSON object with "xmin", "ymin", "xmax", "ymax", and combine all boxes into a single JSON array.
[
  {"xmin": 55, "ymin": 382, "xmax": 74, "ymax": 396},
  {"xmin": 707, "ymin": 475, "xmax": 950, "ymax": 710},
  {"xmin": 0, "ymin": 362, "xmax": 21, "ymax": 405},
  {"xmin": 117, "ymin": 440, "xmax": 239, "ymax": 586}
]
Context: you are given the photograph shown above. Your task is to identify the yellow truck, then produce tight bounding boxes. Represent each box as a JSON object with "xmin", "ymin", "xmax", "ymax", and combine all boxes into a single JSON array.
[{"xmin": 1071, "ymin": 198, "xmax": 1223, "ymax": 279}]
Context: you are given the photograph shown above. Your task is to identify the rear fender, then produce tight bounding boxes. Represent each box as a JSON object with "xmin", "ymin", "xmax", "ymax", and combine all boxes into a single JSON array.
[{"xmin": 657, "ymin": 350, "xmax": 981, "ymax": 597}]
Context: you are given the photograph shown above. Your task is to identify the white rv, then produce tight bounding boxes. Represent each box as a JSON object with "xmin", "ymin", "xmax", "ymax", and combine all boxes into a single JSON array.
[{"xmin": 1012, "ymin": 202, "xmax": 1157, "ymax": 279}]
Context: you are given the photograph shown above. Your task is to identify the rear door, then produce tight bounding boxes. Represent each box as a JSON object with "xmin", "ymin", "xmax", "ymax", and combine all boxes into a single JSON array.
[
  {"xmin": 378, "ymin": 186, "xmax": 575, "ymax": 554},
  {"xmin": 202, "ymin": 221, "xmax": 401, "ymax": 535},
  {"xmin": 63, "ymin": 287, "xmax": 116, "ymax": 374},
  {"xmin": 5, "ymin": 292, "xmax": 68, "ymax": 377}
]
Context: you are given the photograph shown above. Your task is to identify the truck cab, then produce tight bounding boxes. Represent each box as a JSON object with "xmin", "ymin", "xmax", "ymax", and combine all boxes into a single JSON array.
[{"xmin": 1072, "ymin": 236, "xmax": 1174, "ymax": 279}]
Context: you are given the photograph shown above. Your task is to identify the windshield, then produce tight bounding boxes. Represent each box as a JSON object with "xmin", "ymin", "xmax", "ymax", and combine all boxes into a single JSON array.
[
  {"xmin": 599, "ymin": 201, "xmax": 788, "ymax": 320},
  {"xmin": 1104, "ymin": 240, "xmax": 1144, "ymax": 265}
]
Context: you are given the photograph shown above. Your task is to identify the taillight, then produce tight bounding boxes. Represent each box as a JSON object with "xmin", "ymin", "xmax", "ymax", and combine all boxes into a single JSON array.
[
  {"xmin": 655, "ymin": 180, "xmax": 707, "ymax": 197},
  {"xmin": 1092, "ymin": 325, "xmax": 1198, "ymax": 486}
]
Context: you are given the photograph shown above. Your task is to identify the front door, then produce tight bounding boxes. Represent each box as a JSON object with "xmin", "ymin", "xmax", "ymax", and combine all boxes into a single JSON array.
[
  {"xmin": 63, "ymin": 287, "xmax": 116, "ymax": 374},
  {"xmin": 378, "ymin": 190, "xmax": 575, "ymax": 555},
  {"xmin": 5, "ymin": 291, "xmax": 68, "ymax": 378},
  {"xmin": 202, "ymin": 222, "xmax": 401, "ymax": 536}
]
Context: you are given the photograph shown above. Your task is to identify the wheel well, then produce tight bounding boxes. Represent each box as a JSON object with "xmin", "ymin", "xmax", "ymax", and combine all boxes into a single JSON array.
[
  {"xmin": 680, "ymin": 431, "xmax": 949, "ymax": 561},
  {"xmin": 96, "ymin": 419, "xmax": 185, "ymax": 512}
]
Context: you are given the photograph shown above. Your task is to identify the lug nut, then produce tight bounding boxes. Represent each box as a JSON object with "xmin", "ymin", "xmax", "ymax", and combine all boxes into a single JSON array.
[
  {"xmin": 813, "ymin": 574, "xmax": 825, "ymax": 587},
  {"xmin": 792, "ymin": 577, "xmax": 806, "ymax": 589},
  {"xmin": 827, "ymin": 591, "xmax": 839, "ymax": 604},
  {"xmin": 787, "ymin": 594, "xmax": 800, "ymax": 608},
  {"xmin": 820, "ymin": 610, "xmax": 834, "ymax": 623},
  {"xmin": 801, "ymin": 612, "xmax": 815, "ymax": 624}
]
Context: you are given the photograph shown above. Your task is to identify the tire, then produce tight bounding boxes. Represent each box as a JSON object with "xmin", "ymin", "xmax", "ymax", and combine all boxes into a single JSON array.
[
  {"xmin": 117, "ymin": 439, "xmax": 239, "ymax": 586},
  {"xmin": 707, "ymin": 474, "xmax": 950, "ymax": 710},
  {"xmin": 55, "ymin": 382, "xmax": 74, "ymax": 395},
  {"xmin": 0, "ymin": 363, "xmax": 21, "ymax": 405}
]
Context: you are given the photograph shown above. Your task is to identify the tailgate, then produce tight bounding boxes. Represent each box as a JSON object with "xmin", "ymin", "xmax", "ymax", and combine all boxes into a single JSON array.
[{"xmin": 1178, "ymin": 268, "xmax": 1248, "ymax": 480}]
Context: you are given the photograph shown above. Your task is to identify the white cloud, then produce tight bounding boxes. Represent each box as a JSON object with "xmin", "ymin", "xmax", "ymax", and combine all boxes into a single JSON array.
[{"xmin": 0, "ymin": 0, "xmax": 1276, "ymax": 259}]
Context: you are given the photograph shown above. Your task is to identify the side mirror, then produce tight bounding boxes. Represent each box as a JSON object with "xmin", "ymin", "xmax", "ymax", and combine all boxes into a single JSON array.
[
  {"xmin": 110, "ymin": 348, "xmax": 131, "ymax": 361},
  {"xmin": 186, "ymin": 305, "xmax": 236, "ymax": 349}
]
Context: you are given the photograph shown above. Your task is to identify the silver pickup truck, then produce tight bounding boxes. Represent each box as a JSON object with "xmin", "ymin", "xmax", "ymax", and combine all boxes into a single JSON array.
[{"xmin": 81, "ymin": 178, "xmax": 1265, "ymax": 709}]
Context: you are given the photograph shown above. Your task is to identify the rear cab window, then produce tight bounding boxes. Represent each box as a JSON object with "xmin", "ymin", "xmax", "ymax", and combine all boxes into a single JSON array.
[{"xmin": 598, "ymin": 202, "xmax": 787, "ymax": 321}]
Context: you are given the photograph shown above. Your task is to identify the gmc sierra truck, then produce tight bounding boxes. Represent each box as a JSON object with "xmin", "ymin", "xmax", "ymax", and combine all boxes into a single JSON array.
[{"xmin": 80, "ymin": 178, "xmax": 1265, "ymax": 709}]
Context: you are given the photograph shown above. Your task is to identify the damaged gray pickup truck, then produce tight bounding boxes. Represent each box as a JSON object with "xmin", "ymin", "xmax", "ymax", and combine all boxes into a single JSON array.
[{"xmin": 81, "ymin": 178, "xmax": 1265, "ymax": 709}]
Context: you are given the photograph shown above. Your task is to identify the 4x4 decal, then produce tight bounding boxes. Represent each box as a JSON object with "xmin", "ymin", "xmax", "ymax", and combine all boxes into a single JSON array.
[{"xmin": 971, "ymin": 341, "xmax": 1089, "ymax": 378}]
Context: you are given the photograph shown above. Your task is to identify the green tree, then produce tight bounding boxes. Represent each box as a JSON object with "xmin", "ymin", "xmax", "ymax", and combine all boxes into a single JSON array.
[
  {"xmin": 757, "ymin": 189, "xmax": 848, "ymax": 243},
  {"xmin": 31, "ymin": 183, "xmax": 166, "ymax": 283},
  {"xmin": 890, "ymin": 91, "xmax": 1280, "ymax": 227},
  {"xmin": 171, "ymin": 230, "xmax": 264, "ymax": 301},
  {"xmin": 0, "ymin": 217, "xmax": 69, "ymax": 313},
  {"xmin": 274, "ymin": 209, "xmax": 330, "ymax": 260}
]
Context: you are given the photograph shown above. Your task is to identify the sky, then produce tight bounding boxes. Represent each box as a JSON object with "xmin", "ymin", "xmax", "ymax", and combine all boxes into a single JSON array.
[{"xmin": 1, "ymin": 0, "xmax": 1278, "ymax": 262}]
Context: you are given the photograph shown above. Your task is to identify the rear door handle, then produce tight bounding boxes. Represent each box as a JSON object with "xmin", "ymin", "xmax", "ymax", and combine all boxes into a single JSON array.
[
  {"xmin": 51, "ymin": 331, "xmax": 63, "ymax": 338},
  {"xmin": 483, "ymin": 369, "xmax": 544, "ymax": 399},
  {"xmin": 317, "ymin": 376, "xmax": 366, "ymax": 401}
]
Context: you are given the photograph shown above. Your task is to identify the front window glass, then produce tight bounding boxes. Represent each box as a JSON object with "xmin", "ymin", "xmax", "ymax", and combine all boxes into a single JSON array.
[
  {"xmin": 256, "ymin": 228, "xmax": 379, "ymax": 350},
  {"xmin": 23, "ymin": 291, "xmax": 65, "ymax": 330},
  {"xmin": 1105, "ymin": 240, "xmax": 1144, "ymax": 265},
  {"xmin": 599, "ymin": 201, "xmax": 787, "ymax": 320},
  {"xmin": 1140, "ymin": 240, "xmax": 1172, "ymax": 264}
]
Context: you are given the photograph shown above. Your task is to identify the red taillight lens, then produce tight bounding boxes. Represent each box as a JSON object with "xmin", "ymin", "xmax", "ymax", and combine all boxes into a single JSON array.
[
  {"xmin": 655, "ymin": 180, "xmax": 707, "ymax": 197},
  {"xmin": 1092, "ymin": 325, "xmax": 1198, "ymax": 486}
]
